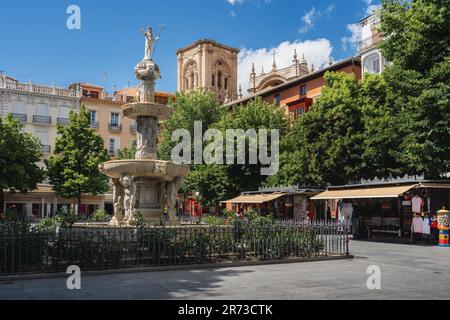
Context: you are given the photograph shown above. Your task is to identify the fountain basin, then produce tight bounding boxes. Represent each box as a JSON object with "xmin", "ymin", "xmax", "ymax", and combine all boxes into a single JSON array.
[
  {"xmin": 123, "ymin": 102, "xmax": 172, "ymax": 120},
  {"xmin": 100, "ymin": 160, "xmax": 190, "ymax": 180}
]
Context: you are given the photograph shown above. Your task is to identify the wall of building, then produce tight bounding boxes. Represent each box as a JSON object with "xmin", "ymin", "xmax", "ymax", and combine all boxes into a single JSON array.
[
  {"xmin": 261, "ymin": 63, "xmax": 362, "ymax": 113},
  {"xmin": 0, "ymin": 77, "xmax": 81, "ymax": 163}
]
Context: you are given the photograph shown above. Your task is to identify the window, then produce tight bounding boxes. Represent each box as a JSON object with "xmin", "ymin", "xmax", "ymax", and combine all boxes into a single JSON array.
[
  {"xmin": 218, "ymin": 71, "xmax": 222, "ymax": 89},
  {"xmin": 300, "ymin": 85, "xmax": 307, "ymax": 97},
  {"xmin": 224, "ymin": 78, "xmax": 228, "ymax": 90},
  {"xmin": 211, "ymin": 74, "xmax": 215, "ymax": 87},
  {"xmin": 58, "ymin": 106, "xmax": 70, "ymax": 119},
  {"xmin": 35, "ymin": 103, "xmax": 49, "ymax": 116},
  {"xmin": 35, "ymin": 130, "xmax": 49, "ymax": 146},
  {"xmin": 88, "ymin": 110, "xmax": 97, "ymax": 124},
  {"xmin": 108, "ymin": 138, "xmax": 117, "ymax": 156},
  {"xmin": 12, "ymin": 100, "xmax": 26, "ymax": 114},
  {"xmin": 291, "ymin": 106, "xmax": 306, "ymax": 119},
  {"xmin": 274, "ymin": 94, "xmax": 281, "ymax": 107},
  {"xmin": 363, "ymin": 52, "xmax": 381, "ymax": 75},
  {"xmin": 110, "ymin": 112, "xmax": 120, "ymax": 127}
]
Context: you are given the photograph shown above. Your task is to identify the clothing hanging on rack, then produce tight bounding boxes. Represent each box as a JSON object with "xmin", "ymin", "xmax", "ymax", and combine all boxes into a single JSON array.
[
  {"xmin": 412, "ymin": 196, "xmax": 423, "ymax": 214},
  {"xmin": 411, "ymin": 216, "xmax": 423, "ymax": 233},
  {"xmin": 422, "ymin": 216, "xmax": 431, "ymax": 235}
]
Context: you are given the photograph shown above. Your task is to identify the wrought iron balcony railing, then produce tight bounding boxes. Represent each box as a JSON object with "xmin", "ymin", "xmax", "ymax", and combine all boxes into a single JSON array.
[
  {"xmin": 10, "ymin": 113, "xmax": 27, "ymax": 123},
  {"xmin": 57, "ymin": 118, "xmax": 69, "ymax": 126},
  {"xmin": 89, "ymin": 122, "xmax": 99, "ymax": 129},
  {"xmin": 41, "ymin": 145, "xmax": 51, "ymax": 154},
  {"xmin": 33, "ymin": 115, "xmax": 52, "ymax": 124},
  {"xmin": 109, "ymin": 123, "xmax": 122, "ymax": 131}
]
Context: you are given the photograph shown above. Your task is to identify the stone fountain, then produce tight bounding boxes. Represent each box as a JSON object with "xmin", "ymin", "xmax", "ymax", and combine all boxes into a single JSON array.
[{"xmin": 100, "ymin": 26, "xmax": 190, "ymax": 226}]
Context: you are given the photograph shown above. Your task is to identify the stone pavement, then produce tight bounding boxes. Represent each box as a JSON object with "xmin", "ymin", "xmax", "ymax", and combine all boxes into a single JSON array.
[{"xmin": 0, "ymin": 241, "xmax": 448, "ymax": 300}]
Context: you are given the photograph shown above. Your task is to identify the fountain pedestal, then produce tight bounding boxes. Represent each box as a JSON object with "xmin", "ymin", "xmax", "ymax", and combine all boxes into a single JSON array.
[{"xmin": 100, "ymin": 27, "xmax": 189, "ymax": 226}]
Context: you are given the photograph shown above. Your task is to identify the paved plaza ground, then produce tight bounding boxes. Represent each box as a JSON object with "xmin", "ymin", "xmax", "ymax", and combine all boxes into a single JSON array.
[{"xmin": 0, "ymin": 240, "xmax": 449, "ymax": 300}]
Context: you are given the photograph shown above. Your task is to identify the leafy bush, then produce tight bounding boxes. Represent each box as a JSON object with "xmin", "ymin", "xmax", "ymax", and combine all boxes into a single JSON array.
[
  {"xmin": 202, "ymin": 215, "xmax": 227, "ymax": 226},
  {"xmin": 36, "ymin": 216, "xmax": 64, "ymax": 233},
  {"xmin": 92, "ymin": 209, "xmax": 110, "ymax": 222}
]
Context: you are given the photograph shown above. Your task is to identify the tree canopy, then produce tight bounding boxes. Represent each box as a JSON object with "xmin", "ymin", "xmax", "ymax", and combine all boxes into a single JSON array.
[
  {"xmin": 45, "ymin": 107, "xmax": 110, "ymax": 214},
  {"xmin": 381, "ymin": 0, "xmax": 450, "ymax": 178},
  {"xmin": 0, "ymin": 114, "xmax": 44, "ymax": 212}
]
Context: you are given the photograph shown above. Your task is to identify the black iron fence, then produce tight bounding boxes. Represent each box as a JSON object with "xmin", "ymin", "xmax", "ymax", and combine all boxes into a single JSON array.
[{"xmin": 0, "ymin": 222, "xmax": 349, "ymax": 276}]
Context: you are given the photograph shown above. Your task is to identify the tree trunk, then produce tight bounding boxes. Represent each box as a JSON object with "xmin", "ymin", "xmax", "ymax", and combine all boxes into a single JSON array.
[
  {"xmin": 0, "ymin": 189, "xmax": 4, "ymax": 215},
  {"xmin": 77, "ymin": 195, "xmax": 82, "ymax": 216}
]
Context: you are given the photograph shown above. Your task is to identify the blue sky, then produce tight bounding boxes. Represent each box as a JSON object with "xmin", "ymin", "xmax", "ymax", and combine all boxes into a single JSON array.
[{"xmin": 0, "ymin": 0, "xmax": 379, "ymax": 93}]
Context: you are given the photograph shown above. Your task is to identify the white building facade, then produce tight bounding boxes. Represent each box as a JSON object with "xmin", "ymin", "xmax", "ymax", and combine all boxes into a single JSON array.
[
  {"xmin": 359, "ymin": 9, "xmax": 388, "ymax": 77},
  {"xmin": 0, "ymin": 74, "xmax": 88, "ymax": 218},
  {"xmin": 0, "ymin": 74, "xmax": 81, "ymax": 162}
]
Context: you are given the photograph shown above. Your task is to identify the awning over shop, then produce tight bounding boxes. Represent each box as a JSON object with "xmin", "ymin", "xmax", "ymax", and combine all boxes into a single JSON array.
[
  {"xmin": 222, "ymin": 193, "xmax": 286, "ymax": 204},
  {"xmin": 311, "ymin": 184, "xmax": 418, "ymax": 200}
]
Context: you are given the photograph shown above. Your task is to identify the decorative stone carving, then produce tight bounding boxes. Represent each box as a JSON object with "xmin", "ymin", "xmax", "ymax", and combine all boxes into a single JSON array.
[
  {"xmin": 111, "ymin": 178, "xmax": 124, "ymax": 225},
  {"xmin": 120, "ymin": 175, "xmax": 135, "ymax": 222},
  {"xmin": 166, "ymin": 176, "xmax": 184, "ymax": 222},
  {"xmin": 135, "ymin": 117, "xmax": 158, "ymax": 160}
]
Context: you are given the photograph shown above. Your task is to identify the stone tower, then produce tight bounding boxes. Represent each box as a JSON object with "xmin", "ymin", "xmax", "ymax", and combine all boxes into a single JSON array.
[{"xmin": 176, "ymin": 39, "xmax": 239, "ymax": 103}]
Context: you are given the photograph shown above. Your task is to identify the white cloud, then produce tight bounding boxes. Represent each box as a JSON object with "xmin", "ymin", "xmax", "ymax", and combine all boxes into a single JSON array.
[
  {"xmin": 238, "ymin": 39, "xmax": 333, "ymax": 94},
  {"xmin": 341, "ymin": 23, "xmax": 362, "ymax": 52},
  {"xmin": 299, "ymin": 7, "xmax": 319, "ymax": 34},
  {"xmin": 298, "ymin": 5, "xmax": 336, "ymax": 34},
  {"xmin": 230, "ymin": 10, "xmax": 236, "ymax": 17},
  {"xmin": 227, "ymin": 0, "xmax": 244, "ymax": 5},
  {"xmin": 324, "ymin": 4, "xmax": 336, "ymax": 17}
]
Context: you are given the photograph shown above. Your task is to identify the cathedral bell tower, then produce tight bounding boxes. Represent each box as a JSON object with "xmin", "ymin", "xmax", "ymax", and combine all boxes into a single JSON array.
[{"xmin": 176, "ymin": 39, "xmax": 239, "ymax": 103}]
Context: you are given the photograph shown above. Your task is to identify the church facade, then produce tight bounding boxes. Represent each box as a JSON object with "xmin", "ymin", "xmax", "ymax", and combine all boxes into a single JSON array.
[{"xmin": 176, "ymin": 39, "xmax": 239, "ymax": 103}]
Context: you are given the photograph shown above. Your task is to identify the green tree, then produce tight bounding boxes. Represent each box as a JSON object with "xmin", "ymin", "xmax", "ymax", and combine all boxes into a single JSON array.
[
  {"xmin": 381, "ymin": 0, "xmax": 450, "ymax": 178},
  {"xmin": 45, "ymin": 107, "xmax": 110, "ymax": 214},
  {"xmin": 183, "ymin": 165, "xmax": 231, "ymax": 208},
  {"xmin": 269, "ymin": 72, "xmax": 403, "ymax": 187},
  {"xmin": 159, "ymin": 91, "xmax": 226, "ymax": 161},
  {"xmin": 116, "ymin": 144, "xmax": 137, "ymax": 160},
  {"xmin": 158, "ymin": 91, "xmax": 227, "ymax": 208},
  {"xmin": 217, "ymin": 97, "xmax": 289, "ymax": 193},
  {"xmin": 0, "ymin": 114, "xmax": 44, "ymax": 212}
]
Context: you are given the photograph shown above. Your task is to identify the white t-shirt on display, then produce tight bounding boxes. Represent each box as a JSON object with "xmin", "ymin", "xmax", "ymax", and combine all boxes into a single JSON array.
[{"xmin": 411, "ymin": 196, "xmax": 423, "ymax": 213}]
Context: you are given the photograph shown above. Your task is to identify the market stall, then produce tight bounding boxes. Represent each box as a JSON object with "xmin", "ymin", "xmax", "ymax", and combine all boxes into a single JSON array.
[
  {"xmin": 222, "ymin": 186, "xmax": 324, "ymax": 220},
  {"xmin": 311, "ymin": 180, "xmax": 450, "ymax": 244}
]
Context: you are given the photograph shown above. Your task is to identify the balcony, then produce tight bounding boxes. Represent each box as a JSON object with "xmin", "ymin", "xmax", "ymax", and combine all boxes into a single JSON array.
[
  {"xmin": 33, "ymin": 115, "xmax": 52, "ymax": 125},
  {"xmin": 89, "ymin": 122, "xmax": 99, "ymax": 129},
  {"xmin": 359, "ymin": 34, "xmax": 383, "ymax": 52},
  {"xmin": 41, "ymin": 145, "xmax": 51, "ymax": 154},
  {"xmin": 109, "ymin": 123, "xmax": 122, "ymax": 132},
  {"xmin": 57, "ymin": 117, "xmax": 69, "ymax": 126},
  {"xmin": 130, "ymin": 124, "xmax": 137, "ymax": 133},
  {"xmin": 10, "ymin": 113, "xmax": 27, "ymax": 123}
]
